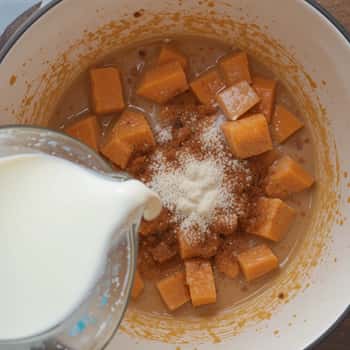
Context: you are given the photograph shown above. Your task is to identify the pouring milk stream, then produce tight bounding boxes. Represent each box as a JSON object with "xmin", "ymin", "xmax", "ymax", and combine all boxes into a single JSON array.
[{"xmin": 0, "ymin": 153, "xmax": 161, "ymax": 340}]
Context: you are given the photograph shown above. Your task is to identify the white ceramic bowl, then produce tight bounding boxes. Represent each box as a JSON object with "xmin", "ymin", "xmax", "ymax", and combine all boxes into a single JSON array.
[{"xmin": 0, "ymin": 1, "xmax": 349, "ymax": 349}]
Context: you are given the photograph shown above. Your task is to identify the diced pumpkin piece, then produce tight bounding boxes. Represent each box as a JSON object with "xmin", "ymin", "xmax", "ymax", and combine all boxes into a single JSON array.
[
  {"xmin": 131, "ymin": 270, "xmax": 144, "ymax": 299},
  {"xmin": 90, "ymin": 67, "xmax": 125, "ymax": 115},
  {"xmin": 215, "ymin": 249, "xmax": 240, "ymax": 279},
  {"xmin": 139, "ymin": 208, "xmax": 171, "ymax": 236},
  {"xmin": 253, "ymin": 149, "xmax": 281, "ymax": 168},
  {"xmin": 210, "ymin": 213, "xmax": 238, "ymax": 236},
  {"xmin": 156, "ymin": 272, "xmax": 190, "ymax": 311},
  {"xmin": 221, "ymin": 114, "xmax": 273, "ymax": 159},
  {"xmin": 185, "ymin": 259, "xmax": 217, "ymax": 306},
  {"xmin": 177, "ymin": 230, "xmax": 220, "ymax": 259},
  {"xmin": 65, "ymin": 115, "xmax": 100, "ymax": 151},
  {"xmin": 237, "ymin": 244, "xmax": 278, "ymax": 281},
  {"xmin": 247, "ymin": 197, "xmax": 296, "ymax": 242},
  {"xmin": 136, "ymin": 61, "xmax": 188, "ymax": 104},
  {"xmin": 271, "ymin": 105, "xmax": 304, "ymax": 143},
  {"xmin": 100, "ymin": 136, "xmax": 133, "ymax": 169},
  {"xmin": 252, "ymin": 76, "xmax": 277, "ymax": 122},
  {"xmin": 158, "ymin": 46, "xmax": 188, "ymax": 69},
  {"xmin": 190, "ymin": 69, "xmax": 225, "ymax": 106},
  {"xmin": 150, "ymin": 242, "xmax": 176, "ymax": 263},
  {"xmin": 219, "ymin": 52, "xmax": 252, "ymax": 86},
  {"xmin": 171, "ymin": 90, "xmax": 198, "ymax": 105},
  {"xmin": 216, "ymin": 81, "xmax": 260, "ymax": 120},
  {"xmin": 113, "ymin": 110, "xmax": 156, "ymax": 153},
  {"xmin": 265, "ymin": 155, "xmax": 315, "ymax": 198}
]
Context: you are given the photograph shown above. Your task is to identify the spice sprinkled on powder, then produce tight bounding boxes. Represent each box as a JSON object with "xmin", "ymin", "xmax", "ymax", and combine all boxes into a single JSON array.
[
  {"xmin": 155, "ymin": 125, "xmax": 173, "ymax": 144},
  {"xmin": 147, "ymin": 115, "xmax": 253, "ymax": 239},
  {"xmin": 200, "ymin": 114, "xmax": 225, "ymax": 151}
]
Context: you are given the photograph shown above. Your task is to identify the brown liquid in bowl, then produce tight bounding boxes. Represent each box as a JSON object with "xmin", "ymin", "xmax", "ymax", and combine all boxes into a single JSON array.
[{"xmin": 50, "ymin": 36, "xmax": 315, "ymax": 317}]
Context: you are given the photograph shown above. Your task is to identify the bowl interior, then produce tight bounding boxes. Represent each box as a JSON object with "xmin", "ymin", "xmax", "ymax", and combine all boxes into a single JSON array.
[{"xmin": 0, "ymin": 0, "xmax": 349, "ymax": 349}]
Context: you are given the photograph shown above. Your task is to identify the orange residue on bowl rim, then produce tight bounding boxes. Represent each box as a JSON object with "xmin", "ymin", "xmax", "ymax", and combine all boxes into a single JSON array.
[
  {"xmin": 11, "ymin": 4, "xmax": 340, "ymax": 344},
  {"xmin": 9, "ymin": 75, "xmax": 17, "ymax": 86}
]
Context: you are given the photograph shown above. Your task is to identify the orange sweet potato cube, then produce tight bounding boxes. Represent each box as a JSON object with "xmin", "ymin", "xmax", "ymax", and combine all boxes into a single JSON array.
[
  {"xmin": 158, "ymin": 46, "xmax": 188, "ymax": 69},
  {"xmin": 237, "ymin": 244, "xmax": 278, "ymax": 281},
  {"xmin": 156, "ymin": 271, "xmax": 190, "ymax": 311},
  {"xmin": 185, "ymin": 259, "xmax": 217, "ymax": 306},
  {"xmin": 219, "ymin": 52, "xmax": 252, "ymax": 86},
  {"xmin": 253, "ymin": 149, "xmax": 281, "ymax": 168},
  {"xmin": 221, "ymin": 114, "xmax": 273, "ymax": 159},
  {"xmin": 113, "ymin": 110, "xmax": 156, "ymax": 153},
  {"xmin": 247, "ymin": 197, "xmax": 296, "ymax": 242},
  {"xmin": 100, "ymin": 135, "xmax": 133, "ymax": 169},
  {"xmin": 190, "ymin": 69, "xmax": 225, "ymax": 106},
  {"xmin": 216, "ymin": 81, "xmax": 260, "ymax": 120},
  {"xmin": 271, "ymin": 105, "xmax": 304, "ymax": 143},
  {"xmin": 265, "ymin": 155, "xmax": 315, "ymax": 198},
  {"xmin": 90, "ymin": 67, "xmax": 125, "ymax": 115},
  {"xmin": 215, "ymin": 249, "xmax": 240, "ymax": 279},
  {"xmin": 131, "ymin": 270, "xmax": 144, "ymax": 299},
  {"xmin": 252, "ymin": 76, "xmax": 277, "ymax": 122},
  {"xmin": 136, "ymin": 61, "xmax": 188, "ymax": 104},
  {"xmin": 65, "ymin": 115, "xmax": 100, "ymax": 151},
  {"xmin": 177, "ymin": 230, "xmax": 219, "ymax": 259}
]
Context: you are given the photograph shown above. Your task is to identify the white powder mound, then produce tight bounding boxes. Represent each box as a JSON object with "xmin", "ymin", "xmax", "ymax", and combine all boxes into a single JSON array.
[
  {"xmin": 148, "ymin": 146, "xmax": 251, "ymax": 236},
  {"xmin": 148, "ymin": 153, "xmax": 227, "ymax": 233}
]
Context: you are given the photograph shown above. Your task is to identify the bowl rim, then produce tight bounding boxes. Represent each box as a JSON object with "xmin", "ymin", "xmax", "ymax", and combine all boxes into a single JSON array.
[
  {"xmin": 0, "ymin": 0, "xmax": 349, "ymax": 65},
  {"xmin": 0, "ymin": 1, "xmax": 349, "ymax": 349}
]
